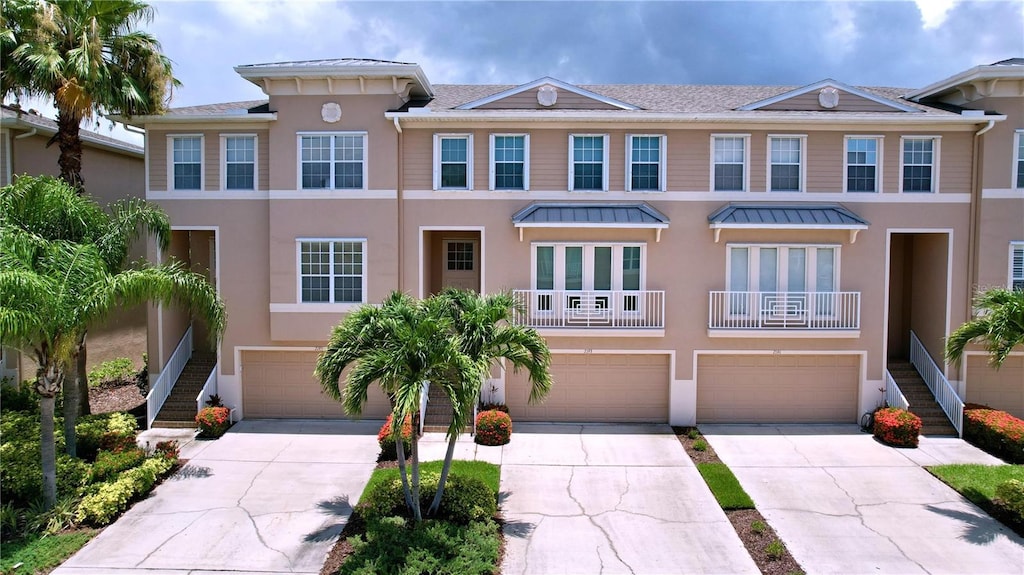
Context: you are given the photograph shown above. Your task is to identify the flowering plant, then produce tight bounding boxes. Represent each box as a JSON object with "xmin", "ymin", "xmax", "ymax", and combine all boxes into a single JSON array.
[
  {"xmin": 196, "ymin": 406, "xmax": 231, "ymax": 438},
  {"xmin": 377, "ymin": 414, "xmax": 413, "ymax": 460},
  {"xmin": 474, "ymin": 409, "xmax": 512, "ymax": 446},
  {"xmin": 965, "ymin": 408, "xmax": 1024, "ymax": 463},
  {"xmin": 873, "ymin": 407, "xmax": 921, "ymax": 447}
]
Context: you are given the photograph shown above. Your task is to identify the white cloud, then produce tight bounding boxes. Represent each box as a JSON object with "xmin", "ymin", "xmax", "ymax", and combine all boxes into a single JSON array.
[
  {"xmin": 826, "ymin": 2, "xmax": 859, "ymax": 60},
  {"xmin": 915, "ymin": 0, "xmax": 960, "ymax": 29}
]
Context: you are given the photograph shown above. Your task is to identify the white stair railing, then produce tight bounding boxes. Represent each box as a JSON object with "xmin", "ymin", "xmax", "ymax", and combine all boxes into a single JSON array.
[
  {"xmin": 195, "ymin": 363, "xmax": 218, "ymax": 416},
  {"xmin": 884, "ymin": 369, "xmax": 910, "ymax": 411},
  {"xmin": 909, "ymin": 330, "xmax": 964, "ymax": 437},
  {"xmin": 146, "ymin": 325, "xmax": 193, "ymax": 428},
  {"xmin": 419, "ymin": 381, "xmax": 430, "ymax": 435}
]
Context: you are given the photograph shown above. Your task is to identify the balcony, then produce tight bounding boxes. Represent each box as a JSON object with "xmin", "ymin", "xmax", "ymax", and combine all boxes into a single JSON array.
[
  {"xmin": 512, "ymin": 290, "xmax": 665, "ymax": 336},
  {"xmin": 708, "ymin": 291, "xmax": 861, "ymax": 338}
]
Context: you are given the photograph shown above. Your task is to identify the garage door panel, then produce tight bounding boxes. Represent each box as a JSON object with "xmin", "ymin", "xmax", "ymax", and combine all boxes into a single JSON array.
[
  {"xmin": 242, "ymin": 351, "xmax": 391, "ymax": 419},
  {"xmin": 506, "ymin": 354, "xmax": 668, "ymax": 423},
  {"xmin": 697, "ymin": 354, "xmax": 858, "ymax": 424}
]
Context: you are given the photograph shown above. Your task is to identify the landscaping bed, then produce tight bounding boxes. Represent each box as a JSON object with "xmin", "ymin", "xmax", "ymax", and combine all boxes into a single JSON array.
[
  {"xmin": 927, "ymin": 464, "xmax": 1024, "ymax": 537},
  {"xmin": 674, "ymin": 427, "xmax": 804, "ymax": 575}
]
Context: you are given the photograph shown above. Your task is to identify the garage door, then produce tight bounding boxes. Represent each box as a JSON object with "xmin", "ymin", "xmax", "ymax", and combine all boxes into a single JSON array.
[
  {"xmin": 697, "ymin": 354, "xmax": 858, "ymax": 423},
  {"xmin": 966, "ymin": 355, "xmax": 1024, "ymax": 419},
  {"xmin": 242, "ymin": 350, "xmax": 391, "ymax": 419},
  {"xmin": 505, "ymin": 354, "xmax": 669, "ymax": 422}
]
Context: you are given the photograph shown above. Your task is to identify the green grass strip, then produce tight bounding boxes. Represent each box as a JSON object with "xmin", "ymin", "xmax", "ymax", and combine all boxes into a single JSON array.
[
  {"xmin": 696, "ymin": 462, "xmax": 755, "ymax": 510},
  {"xmin": 0, "ymin": 530, "xmax": 97, "ymax": 573},
  {"xmin": 928, "ymin": 464, "xmax": 1024, "ymax": 506},
  {"xmin": 361, "ymin": 460, "xmax": 500, "ymax": 503}
]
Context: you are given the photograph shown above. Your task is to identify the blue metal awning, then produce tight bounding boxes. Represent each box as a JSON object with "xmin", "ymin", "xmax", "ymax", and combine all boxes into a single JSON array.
[{"xmin": 708, "ymin": 203, "xmax": 869, "ymax": 242}]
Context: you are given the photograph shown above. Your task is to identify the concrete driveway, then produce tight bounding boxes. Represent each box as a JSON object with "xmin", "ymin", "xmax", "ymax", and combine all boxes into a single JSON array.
[
  {"xmin": 702, "ymin": 424, "xmax": 1024, "ymax": 575},
  {"xmin": 500, "ymin": 423, "xmax": 759, "ymax": 575},
  {"xmin": 53, "ymin": 419, "xmax": 382, "ymax": 575}
]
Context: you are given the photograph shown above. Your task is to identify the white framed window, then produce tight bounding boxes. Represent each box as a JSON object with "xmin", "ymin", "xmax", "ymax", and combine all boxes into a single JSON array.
[
  {"xmin": 767, "ymin": 135, "xmax": 806, "ymax": 192},
  {"xmin": 298, "ymin": 132, "xmax": 366, "ymax": 190},
  {"xmin": 296, "ymin": 239, "xmax": 367, "ymax": 304},
  {"xmin": 1014, "ymin": 130, "xmax": 1024, "ymax": 189},
  {"xmin": 433, "ymin": 134, "xmax": 473, "ymax": 190},
  {"xmin": 711, "ymin": 134, "xmax": 750, "ymax": 192},
  {"xmin": 627, "ymin": 134, "xmax": 666, "ymax": 192},
  {"xmin": 489, "ymin": 134, "xmax": 528, "ymax": 190},
  {"xmin": 568, "ymin": 134, "xmax": 609, "ymax": 191},
  {"xmin": 1011, "ymin": 242, "xmax": 1024, "ymax": 290},
  {"xmin": 532, "ymin": 243, "xmax": 645, "ymax": 312},
  {"xmin": 169, "ymin": 135, "xmax": 203, "ymax": 191},
  {"xmin": 220, "ymin": 134, "xmax": 257, "ymax": 190},
  {"xmin": 726, "ymin": 244, "xmax": 839, "ymax": 315},
  {"xmin": 900, "ymin": 136, "xmax": 940, "ymax": 193},
  {"xmin": 844, "ymin": 136, "xmax": 882, "ymax": 193}
]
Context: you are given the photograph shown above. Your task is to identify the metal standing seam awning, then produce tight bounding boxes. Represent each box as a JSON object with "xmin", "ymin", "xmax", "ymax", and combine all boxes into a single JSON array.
[
  {"xmin": 511, "ymin": 202, "xmax": 670, "ymax": 241},
  {"xmin": 707, "ymin": 203, "xmax": 870, "ymax": 243}
]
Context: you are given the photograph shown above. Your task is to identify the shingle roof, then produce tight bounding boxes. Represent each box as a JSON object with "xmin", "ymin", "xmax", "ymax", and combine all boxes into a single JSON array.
[
  {"xmin": 513, "ymin": 203, "xmax": 670, "ymax": 227},
  {"xmin": 707, "ymin": 203, "xmax": 869, "ymax": 227},
  {"xmin": 163, "ymin": 100, "xmax": 269, "ymax": 116},
  {"xmin": 0, "ymin": 104, "xmax": 143, "ymax": 155}
]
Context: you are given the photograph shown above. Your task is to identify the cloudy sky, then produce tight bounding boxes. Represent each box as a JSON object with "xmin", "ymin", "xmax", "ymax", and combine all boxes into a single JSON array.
[{"xmin": 9, "ymin": 0, "xmax": 1023, "ymax": 145}]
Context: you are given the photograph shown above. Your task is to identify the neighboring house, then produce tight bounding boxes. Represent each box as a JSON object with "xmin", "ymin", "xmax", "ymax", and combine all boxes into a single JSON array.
[
  {"xmin": 0, "ymin": 104, "xmax": 147, "ymax": 383},
  {"xmin": 120, "ymin": 57, "xmax": 1024, "ymax": 429}
]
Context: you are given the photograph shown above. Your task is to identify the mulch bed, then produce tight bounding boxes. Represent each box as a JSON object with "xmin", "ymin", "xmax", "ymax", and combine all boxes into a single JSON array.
[
  {"xmin": 673, "ymin": 427, "xmax": 805, "ymax": 575},
  {"xmin": 88, "ymin": 379, "xmax": 146, "ymax": 415}
]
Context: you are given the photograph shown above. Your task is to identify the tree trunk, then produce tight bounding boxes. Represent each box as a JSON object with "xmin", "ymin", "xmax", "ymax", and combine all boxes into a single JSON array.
[
  {"xmin": 428, "ymin": 434, "xmax": 459, "ymax": 515},
  {"xmin": 40, "ymin": 394, "xmax": 57, "ymax": 510},
  {"xmin": 56, "ymin": 108, "xmax": 85, "ymax": 193},
  {"xmin": 63, "ymin": 357, "xmax": 79, "ymax": 458},
  {"xmin": 395, "ymin": 434, "xmax": 413, "ymax": 510},
  {"xmin": 77, "ymin": 336, "xmax": 91, "ymax": 415},
  {"xmin": 410, "ymin": 430, "xmax": 422, "ymax": 523}
]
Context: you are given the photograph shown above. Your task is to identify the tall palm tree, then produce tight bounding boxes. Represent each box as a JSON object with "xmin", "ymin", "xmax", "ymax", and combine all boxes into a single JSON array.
[
  {"xmin": 946, "ymin": 287, "xmax": 1024, "ymax": 369},
  {"xmin": 315, "ymin": 292, "xmax": 480, "ymax": 523},
  {"xmin": 426, "ymin": 288, "xmax": 551, "ymax": 514},
  {"xmin": 1, "ymin": 175, "xmax": 172, "ymax": 421},
  {"xmin": 1, "ymin": 0, "xmax": 176, "ymax": 191}
]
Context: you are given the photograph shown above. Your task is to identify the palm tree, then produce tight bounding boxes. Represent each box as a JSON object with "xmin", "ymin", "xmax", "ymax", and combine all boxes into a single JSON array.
[
  {"xmin": 1, "ymin": 175, "xmax": 172, "ymax": 422},
  {"xmin": 946, "ymin": 287, "xmax": 1024, "ymax": 369},
  {"xmin": 426, "ymin": 288, "xmax": 551, "ymax": 514},
  {"xmin": 315, "ymin": 292, "xmax": 480, "ymax": 523},
  {"xmin": 1, "ymin": 0, "xmax": 176, "ymax": 191}
]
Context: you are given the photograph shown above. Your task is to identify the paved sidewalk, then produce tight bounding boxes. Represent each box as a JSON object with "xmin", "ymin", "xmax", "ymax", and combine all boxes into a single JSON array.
[
  {"xmin": 703, "ymin": 424, "xmax": 1024, "ymax": 575},
  {"xmin": 500, "ymin": 423, "xmax": 759, "ymax": 575},
  {"xmin": 53, "ymin": 419, "xmax": 382, "ymax": 575}
]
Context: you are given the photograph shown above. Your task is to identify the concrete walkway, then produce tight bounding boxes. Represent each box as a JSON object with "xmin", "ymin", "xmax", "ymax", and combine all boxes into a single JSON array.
[
  {"xmin": 702, "ymin": 424, "xmax": 1024, "ymax": 575},
  {"xmin": 500, "ymin": 423, "xmax": 759, "ymax": 575},
  {"xmin": 53, "ymin": 419, "xmax": 382, "ymax": 575}
]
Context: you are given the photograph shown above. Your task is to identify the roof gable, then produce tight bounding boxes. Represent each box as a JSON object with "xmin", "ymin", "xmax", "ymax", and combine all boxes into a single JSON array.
[
  {"xmin": 456, "ymin": 77, "xmax": 640, "ymax": 111},
  {"xmin": 737, "ymin": 79, "xmax": 920, "ymax": 113}
]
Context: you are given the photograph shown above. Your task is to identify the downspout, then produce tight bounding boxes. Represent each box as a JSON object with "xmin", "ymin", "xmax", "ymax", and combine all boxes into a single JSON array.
[
  {"xmin": 13, "ymin": 127, "xmax": 37, "ymax": 139},
  {"xmin": 8, "ymin": 128, "xmax": 37, "ymax": 186},
  {"xmin": 962, "ymin": 119, "xmax": 995, "ymax": 381},
  {"xmin": 393, "ymin": 116, "xmax": 404, "ymax": 293}
]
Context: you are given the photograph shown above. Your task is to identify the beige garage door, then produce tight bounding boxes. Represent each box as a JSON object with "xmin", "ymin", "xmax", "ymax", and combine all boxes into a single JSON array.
[
  {"xmin": 505, "ymin": 354, "xmax": 669, "ymax": 423},
  {"xmin": 966, "ymin": 355, "xmax": 1024, "ymax": 419},
  {"xmin": 242, "ymin": 350, "xmax": 391, "ymax": 419},
  {"xmin": 697, "ymin": 354, "xmax": 859, "ymax": 423}
]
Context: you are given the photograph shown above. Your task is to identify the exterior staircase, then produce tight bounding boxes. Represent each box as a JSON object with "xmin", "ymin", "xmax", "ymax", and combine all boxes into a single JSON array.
[
  {"xmin": 151, "ymin": 352, "xmax": 216, "ymax": 429},
  {"xmin": 422, "ymin": 384, "xmax": 455, "ymax": 433},
  {"xmin": 887, "ymin": 360, "xmax": 958, "ymax": 436}
]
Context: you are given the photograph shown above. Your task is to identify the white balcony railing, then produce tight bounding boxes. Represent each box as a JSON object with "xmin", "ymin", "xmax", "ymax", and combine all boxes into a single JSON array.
[
  {"xmin": 512, "ymin": 290, "xmax": 665, "ymax": 329},
  {"xmin": 146, "ymin": 325, "xmax": 193, "ymax": 428},
  {"xmin": 195, "ymin": 363, "xmax": 218, "ymax": 416},
  {"xmin": 909, "ymin": 330, "xmax": 963, "ymax": 437},
  {"xmin": 708, "ymin": 291, "xmax": 861, "ymax": 330}
]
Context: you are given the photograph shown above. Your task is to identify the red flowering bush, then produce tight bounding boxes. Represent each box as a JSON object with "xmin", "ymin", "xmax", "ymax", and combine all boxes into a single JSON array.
[
  {"xmin": 873, "ymin": 407, "xmax": 921, "ymax": 447},
  {"xmin": 377, "ymin": 414, "xmax": 413, "ymax": 461},
  {"xmin": 474, "ymin": 409, "xmax": 512, "ymax": 446},
  {"xmin": 964, "ymin": 408, "xmax": 1024, "ymax": 463},
  {"xmin": 155, "ymin": 440, "xmax": 180, "ymax": 461},
  {"xmin": 196, "ymin": 406, "xmax": 231, "ymax": 438}
]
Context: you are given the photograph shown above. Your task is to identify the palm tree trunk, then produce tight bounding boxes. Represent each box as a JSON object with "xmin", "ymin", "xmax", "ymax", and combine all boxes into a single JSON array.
[
  {"xmin": 40, "ymin": 394, "xmax": 57, "ymax": 510},
  {"xmin": 56, "ymin": 108, "xmax": 85, "ymax": 193},
  {"xmin": 77, "ymin": 336, "xmax": 91, "ymax": 415},
  {"xmin": 428, "ymin": 434, "xmax": 459, "ymax": 515},
  {"xmin": 394, "ymin": 435, "xmax": 413, "ymax": 510},
  {"xmin": 410, "ymin": 431, "xmax": 422, "ymax": 523},
  {"xmin": 62, "ymin": 357, "xmax": 79, "ymax": 458}
]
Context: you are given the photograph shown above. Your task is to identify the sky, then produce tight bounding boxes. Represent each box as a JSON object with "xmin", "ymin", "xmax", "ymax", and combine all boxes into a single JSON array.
[{"xmin": 7, "ymin": 0, "xmax": 1024, "ymax": 146}]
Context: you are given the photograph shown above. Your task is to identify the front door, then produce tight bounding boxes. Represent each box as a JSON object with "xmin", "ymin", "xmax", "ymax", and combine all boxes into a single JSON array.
[{"xmin": 441, "ymin": 239, "xmax": 479, "ymax": 291}]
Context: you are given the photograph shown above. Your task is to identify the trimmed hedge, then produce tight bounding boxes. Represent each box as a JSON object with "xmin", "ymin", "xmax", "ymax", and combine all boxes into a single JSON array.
[
  {"xmin": 377, "ymin": 414, "xmax": 413, "ymax": 461},
  {"xmin": 996, "ymin": 479, "xmax": 1024, "ymax": 520},
  {"xmin": 474, "ymin": 410, "xmax": 512, "ymax": 446},
  {"xmin": 77, "ymin": 413, "xmax": 139, "ymax": 461},
  {"xmin": 964, "ymin": 408, "xmax": 1024, "ymax": 464},
  {"xmin": 75, "ymin": 456, "xmax": 174, "ymax": 525},
  {"xmin": 358, "ymin": 471, "xmax": 497, "ymax": 525},
  {"xmin": 196, "ymin": 406, "xmax": 231, "ymax": 438},
  {"xmin": 873, "ymin": 407, "xmax": 921, "ymax": 447}
]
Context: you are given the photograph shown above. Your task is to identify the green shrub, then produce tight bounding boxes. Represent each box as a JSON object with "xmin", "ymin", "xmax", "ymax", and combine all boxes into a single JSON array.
[
  {"xmin": 376, "ymin": 414, "xmax": 412, "ymax": 461},
  {"xmin": 766, "ymin": 539, "xmax": 786, "ymax": 559},
  {"xmin": 77, "ymin": 412, "xmax": 138, "ymax": 461},
  {"xmin": 750, "ymin": 519, "xmax": 767, "ymax": 534},
  {"xmin": 87, "ymin": 358, "xmax": 137, "ymax": 387},
  {"xmin": 693, "ymin": 438, "xmax": 708, "ymax": 451},
  {"xmin": 1, "ymin": 379, "xmax": 39, "ymax": 412},
  {"xmin": 1, "ymin": 502, "xmax": 19, "ymax": 540},
  {"xmin": 964, "ymin": 409, "xmax": 1024, "ymax": 464},
  {"xmin": 474, "ymin": 409, "xmax": 512, "ymax": 446},
  {"xmin": 0, "ymin": 444, "xmax": 89, "ymax": 508},
  {"xmin": 75, "ymin": 457, "xmax": 173, "ymax": 525},
  {"xmin": 88, "ymin": 449, "xmax": 147, "ymax": 484},
  {"xmin": 687, "ymin": 428, "xmax": 700, "ymax": 440},
  {"xmin": 341, "ymin": 515, "xmax": 500, "ymax": 575},
  {"xmin": 995, "ymin": 479, "xmax": 1024, "ymax": 520},
  {"xmin": 358, "ymin": 471, "xmax": 497, "ymax": 525},
  {"xmin": 873, "ymin": 407, "xmax": 921, "ymax": 448}
]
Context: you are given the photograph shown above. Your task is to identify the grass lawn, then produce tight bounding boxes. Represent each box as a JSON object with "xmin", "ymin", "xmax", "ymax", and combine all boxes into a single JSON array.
[
  {"xmin": 696, "ymin": 462, "xmax": 755, "ymax": 510},
  {"xmin": 928, "ymin": 464, "xmax": 1024, "ymax": 505},
  {"xmin": 0, "ymin": 529, "xmax": 97, "ymax": 574},
  {"xmin": 362, "ymin": 459, "xmax": 501, "ymax": 497}
]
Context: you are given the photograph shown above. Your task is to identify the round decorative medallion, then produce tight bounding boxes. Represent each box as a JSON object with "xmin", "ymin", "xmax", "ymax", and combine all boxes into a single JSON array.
[
  {"xmin": 321, "ymin": 102, "xmax": 342, "ymax": 123},
  {"xmin": 818, "ymin": 87, "xmax": 840, "ymax": 109},
  {"xmin": 537, "ymin": 85, "xmax": 558, "ymax": 107}
]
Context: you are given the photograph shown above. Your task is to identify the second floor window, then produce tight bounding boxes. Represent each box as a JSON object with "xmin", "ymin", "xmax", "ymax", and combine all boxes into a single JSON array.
[
  {"xmin": 713, "ymin": 135, "xmax": 747, "ymax": 192},
  {"xmin": 769, "ymin": 136, "xmax": 803, "ymax": 192},
  {"xmin": 628, "ymin": 135, "xmax": 664, "ymax": 192},
  {"xmin": 569, "ymin": 135, "xmax": 608, "ymax": 191},
  {"xmin": 434, "ymin": 134, "xmax": 472, "ymax": 190},
  {"xmin": 300, "ymin": 133, "xmax": 365, "ymax": 190},
  {"xmin": 298, "ymin": 239, "xmax": 366, "ymax": 303},
  {"xmin": 223, "ymin": 135, "xmax": 255, "ymax": 190},
  {"xmin": 846, "ymin": 137, "xmax": 879, "ymax": 192},
  {"xmin": 171, "ymin": 136, "xmax": 202, "ymax": 190},
  {"xmin": 1015, "ymin": 131, "xmax": 1024, "ymax": 189},
  {"xmin": 491, "ymin": 134, "xmax": 527, "ymax": 190},
  {"xmin": 1011, "ymin": 242, "xmax": 1024, "ymax": 290},
  {"xmin": 902, "ymin": 137, "xmax": 937, "ymax": 193}
]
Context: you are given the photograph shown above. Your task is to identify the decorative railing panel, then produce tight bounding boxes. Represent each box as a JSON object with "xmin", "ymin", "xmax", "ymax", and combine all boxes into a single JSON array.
[
  {"xmin": 708, "ymin": 291, "xmax": 860, "ymax": 330},
  {"xmin": 512, "ymin": 290, "xmax": 665, "ymax": 329}
]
